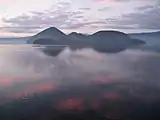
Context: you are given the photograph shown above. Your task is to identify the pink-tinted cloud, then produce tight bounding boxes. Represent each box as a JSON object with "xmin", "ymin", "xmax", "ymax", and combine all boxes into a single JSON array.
[
  {"xmin": 57, "ymin": 98, "xmax": 84, "ymax": 110},
  {"xmin": 102, "ymin": 92, "xmax": 122, "ymax": 101},
  {"xmin": 0, "ymin": 77, "xmax": 21, "ymax": 86},
  {"xmin": 93, "ymin": 0, "xmax": 121, "ymax": 6},
  {"xmin": 0, "ymin": 0, "xmax": 12, "ymax": 4}
]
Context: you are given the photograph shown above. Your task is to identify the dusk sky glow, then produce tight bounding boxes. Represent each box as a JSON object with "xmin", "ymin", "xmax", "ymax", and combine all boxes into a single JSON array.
[{"xmin": 0, "ymin": 0, "xmax": 159, "ymax": 36}]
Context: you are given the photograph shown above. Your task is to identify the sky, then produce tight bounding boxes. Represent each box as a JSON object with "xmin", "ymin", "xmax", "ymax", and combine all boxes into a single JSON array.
[{"xmin": 0, "ymin": 0, "xmax": 159, "ymax": 37}]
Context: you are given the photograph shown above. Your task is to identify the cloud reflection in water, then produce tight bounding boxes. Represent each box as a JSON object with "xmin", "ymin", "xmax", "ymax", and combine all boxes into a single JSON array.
[{"xmin": 0, "ymin": 45, "xmax": 160, "ymax": 120}]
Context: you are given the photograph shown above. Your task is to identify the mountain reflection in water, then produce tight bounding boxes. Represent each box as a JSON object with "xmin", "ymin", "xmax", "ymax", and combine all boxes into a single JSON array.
[{"xmin": 0, "ymin": 45, "xmax": 160, "ymax": 120}]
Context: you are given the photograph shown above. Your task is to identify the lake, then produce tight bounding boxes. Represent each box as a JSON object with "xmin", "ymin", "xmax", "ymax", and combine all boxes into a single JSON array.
[
  {"xmin": 0, "ymin": 38, "xmax": 28, "ymax": 44},
  {"xmin": 0, "ymin": 44, "xmax": 160, "ymax": 120}
]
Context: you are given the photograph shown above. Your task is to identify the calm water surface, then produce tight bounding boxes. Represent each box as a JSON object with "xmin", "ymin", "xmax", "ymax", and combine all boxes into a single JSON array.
[{"xmin": 0, "ymin": 44, "xmax": 160, "ymax": 120}]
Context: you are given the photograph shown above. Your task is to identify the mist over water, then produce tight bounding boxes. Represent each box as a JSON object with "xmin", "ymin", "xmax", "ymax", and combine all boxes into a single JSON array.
[{"xmin": 0, "ymin": 45, "xmax": 160, "ymax": 120}]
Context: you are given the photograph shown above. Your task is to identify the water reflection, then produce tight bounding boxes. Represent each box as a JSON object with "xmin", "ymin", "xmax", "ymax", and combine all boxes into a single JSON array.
[{"xmin": 0, "ymin": 45, "xmax": 160, "ymax": 120}]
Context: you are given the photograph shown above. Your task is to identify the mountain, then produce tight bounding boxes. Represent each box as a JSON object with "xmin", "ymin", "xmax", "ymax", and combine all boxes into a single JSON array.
[
  {"xmin": 28, "ymin": 27, "xmax": 145, "ymax": 56},
  {"xmin": 27, "ymin": 27, "xmax": 67, "ymax": 44},
  {"xmin": 88, "ymin": 31, "xmax": 145, "ymax": 52},
  {"xmin": 129, "ymin": 31, "xmax": 160, "ymax": 45},
  {"xmin": 68, "ymin": 32, "xmax": 88, "ymax": 40}
]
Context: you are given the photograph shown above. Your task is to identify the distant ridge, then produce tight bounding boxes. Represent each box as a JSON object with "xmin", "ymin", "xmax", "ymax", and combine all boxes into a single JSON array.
[
  {"xmin": 129, "ymin": 31, "xmax": 160, "ymax": 36},
  {"xmin": 129, "ymin": 31, "xmax": 160, "ymax": 45}
]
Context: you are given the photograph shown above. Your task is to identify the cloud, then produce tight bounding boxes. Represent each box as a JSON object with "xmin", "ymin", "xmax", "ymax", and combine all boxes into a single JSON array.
[
  {"xmin": 0, "ymin": 0, "xmax": 12, "ymax": 4},
  {"xmin": 92, "ymin": 0, "xmax": 121, "ymax": 5},
  {"xmin": 136, "ymin": 5, "xmax": 155, "ymax": 11},
  {"xmin": 1, "ymin": 1, "xmax": 87, "ymax": 33},
  {"xmin": 93, "ymin": 0, "xmax": 129, "ymax": 2},
  {"xmin": 108, "ymin": 4, "xmax": 160, "ymax": 29},
  {"xmin": 1, "ymin": 0, "xmax": 159, "ymax": 34},
  {"xmin": 98, "ymin": 7, "xmax": 110, "ymax": 11},
  {"xmin": 1, "ymin": 13, "xmax": 107, "ymax": 33},
  {"xmin": 0, "ymin": 26, "xmax": 40, "ymax": 33},
  {"xmin": 92, "ymin": 0, "xmax": 131, "ymax": 5},
  {"xmin": 60, "ymin": 21, "xmax": 107, "ymax": 29},
  {"xmin": 1, "ymin": 0, "xmax": 108, "ymax": 33},
  {"xmin": 79, "ymin": 8, "xmax": 91, "ymax": 11}
]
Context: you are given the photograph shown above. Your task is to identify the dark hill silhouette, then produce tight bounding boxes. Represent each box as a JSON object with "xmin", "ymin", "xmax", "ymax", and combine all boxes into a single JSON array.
[
  {"xmin": 88, "ymin": 31, "xmax": 145, "ymax": 53},
  {"xmin": 27, "ymin": 27, "xmax": 67, "ymax": 44},
  {"xmin": 68, "ymin": 32, "xmax": 88, "ymax": 39},
  {"xmin": 91, "ymin": 30, "xmax": 126, "ymax": 36},
  {"xmin": 27, "ymin": 27, "xmax": 145, "ymax": 56},
  {"xmin": 36, "ymin": 27, "xmax": 66, "ymax": 37}
]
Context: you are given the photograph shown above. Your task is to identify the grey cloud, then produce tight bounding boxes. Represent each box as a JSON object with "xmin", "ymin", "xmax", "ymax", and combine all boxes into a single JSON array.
[
  {"xmin": 1, "ymin": 1, "xmax": 85, "ymax": 33},
  {"xmin": 2, "ymin": 0, "xmax": 108, "ymax": 33},
  {"xmin": 2, "ymin": 11, "xmax": 107, "ymax": 33},
  {"xmin": 113, "ymin": 0, "xmax": 131, "ymax": 1},
  {"xmin": 79, "ymin": 8, "xmax": 91, "ymax": 11},
  {"xmin": 57, "ymin": 1, "xmax": 71, "ymax": 6},
  {"xmin": 98, "ymin": 7, "xmax": 110, "ymax": 11},
  {"xmin": 0, "ymin": 26, "xmax": 41, "ymax": 33},
  {"xmin": 136, "ymin": 5, "xmax": 155, "ymax": 11},
  {"xmin": 2, "ymin": 0, "xmax": 160, "ymax": 33},
  {"xmin": 92, "ymin": 0, "xmax": 158, "ymax": 3},
  {"xmin": 92, "ymin": 0, "xmax": 131, "ymax": 3},
  {"xmin": 60, "ymin": 21, "xmax": 107, "ymax": 29},
  {"xmin": 106, "ymin": 3, "xmax": 160, "ymax": 29}
]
